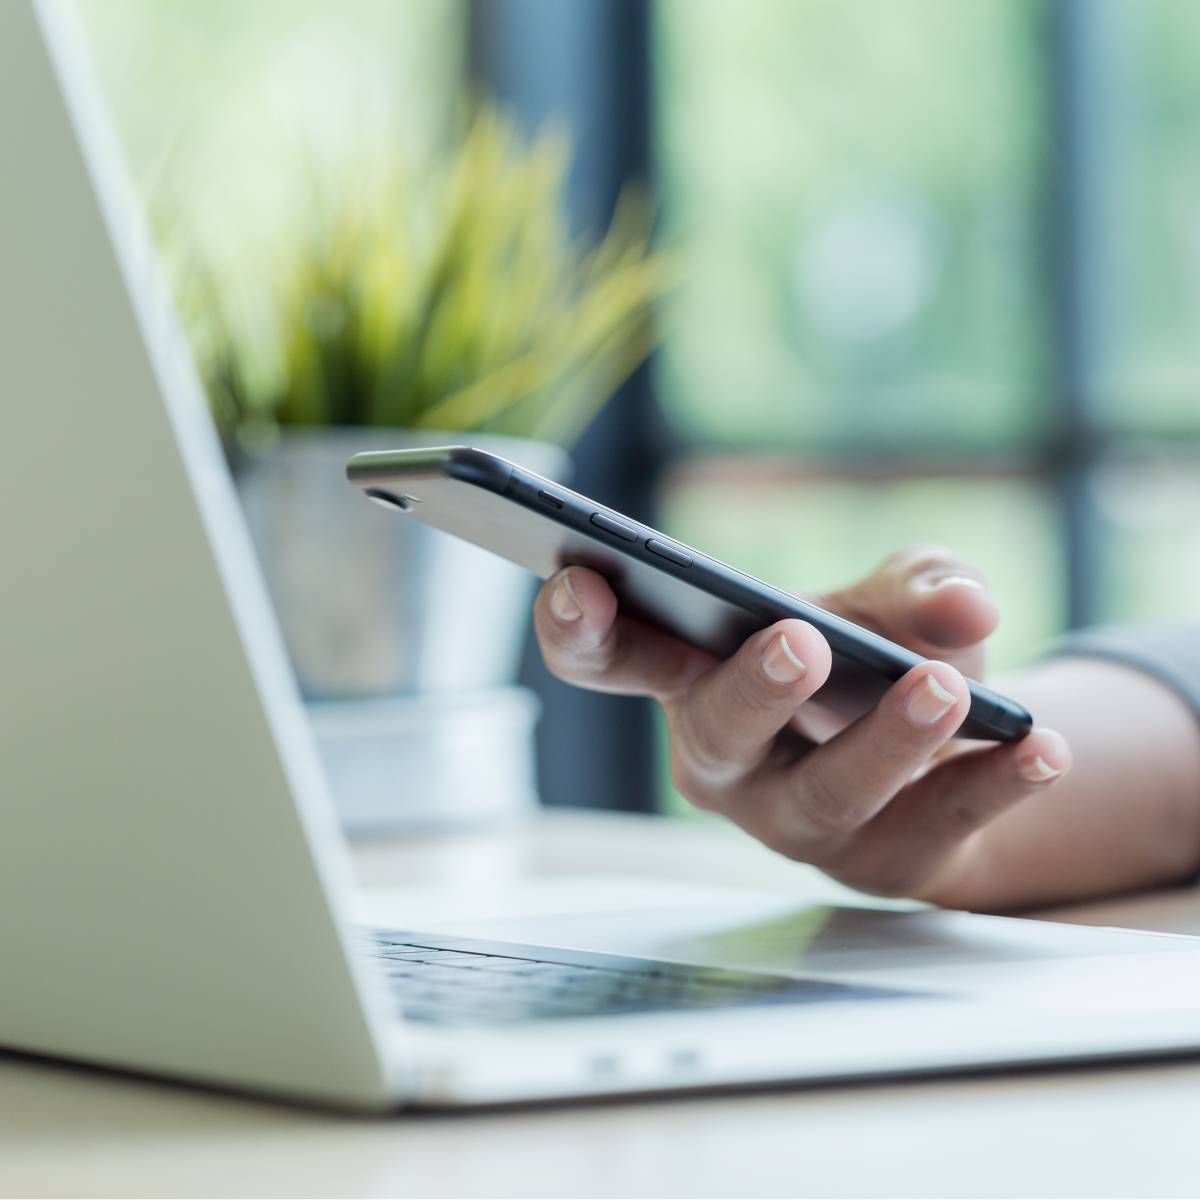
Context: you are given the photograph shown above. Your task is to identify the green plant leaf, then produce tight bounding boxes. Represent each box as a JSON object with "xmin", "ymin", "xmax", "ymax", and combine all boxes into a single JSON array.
[{"xmin": 160, "ymin": 101, "xmax": 675, "ymax": 447}]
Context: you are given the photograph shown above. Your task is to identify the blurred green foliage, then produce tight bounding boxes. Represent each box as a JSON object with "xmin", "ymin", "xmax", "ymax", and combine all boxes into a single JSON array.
[
  {"xmin": 655, "ymin": 0, "xmax": 1049, "ymax": 454},
  {"xmin": 167, "ymin": 107, "xmax": 672, "ymax": 448},
  {"xmin": 654, "ymin": 0, "xmax": 1200, "ymax": 451}
]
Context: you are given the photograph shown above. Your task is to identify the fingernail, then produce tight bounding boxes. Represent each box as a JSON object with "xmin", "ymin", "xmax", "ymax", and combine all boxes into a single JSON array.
[
  {"xmin": 762, "ymin": 632, "xmax": 807, "ymax": 684},
  {"xmin": 550, "ymin": 573, "xmax": 583, "ymax": 623},
  {"xmin": 904, "ymin": 672, "xmax": 957, "ymax": 725},
  {"xmin": 1019, "ymin": 754, "xmax": 1062, "ymax": 784},
  {"xmin": 927, "ymin": 574, "xmax": 984, "ymax": 592}
]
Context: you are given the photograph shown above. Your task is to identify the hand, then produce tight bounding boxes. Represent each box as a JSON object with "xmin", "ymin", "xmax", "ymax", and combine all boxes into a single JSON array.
[{"xmin": 532, "ymin": 546, "xmax": 1072, "ymax": 905}]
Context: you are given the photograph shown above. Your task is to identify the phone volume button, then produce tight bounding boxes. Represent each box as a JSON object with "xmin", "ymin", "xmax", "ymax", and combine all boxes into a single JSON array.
[
  {"xmin": 589, "ymin": 512, "xmax": 638, "ymax": 542},
  {"xmin": 645, "ymin": 539, "xmax": 692, "ymax": 568}
]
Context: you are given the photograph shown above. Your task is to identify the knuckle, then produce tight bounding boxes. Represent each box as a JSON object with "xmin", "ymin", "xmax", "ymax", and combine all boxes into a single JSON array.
[
  {"xmin": 570, "ymin": 625, "xmax": 623, "ymax": 684},
  {"xmin": 866, "ymin": 719, "xmax": 929, "ymax": 775},
  {"xmin": 534, "ymin": 614, "xmax": 618, "ymax": 688},
  {"xmin": 535, "ymin": 627, "xmax": 585, "ymax": 676},
  {"xmin": 667, "ymin": 746, "xmax": 698, "ymax": 795},
  {"xmin": 728, "ymin": 657, "xmax": 783, "ymax": 715},
  {"xmin": 668, "ymin": 748, "xmax": 722, "ymax": 812},
  {"xmin": 796, "ymin": 762, "xmax": 859, "ymax": 838},
  {"xmin": 936, "ymin": 799, "xmax": 984, "ymax": 841},
  {"xmin": 676, "ymin": 704, "xmax": 733, "ymax": 776}
]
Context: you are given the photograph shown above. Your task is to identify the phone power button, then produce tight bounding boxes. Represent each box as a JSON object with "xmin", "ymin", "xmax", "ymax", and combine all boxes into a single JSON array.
[
  {"xmin": 645, "ymin": 539, "xmax": 692, "ymax": 568},
  {"xmin": 589, "ymin": 512, "xmax": 638, "ymax": 541}
]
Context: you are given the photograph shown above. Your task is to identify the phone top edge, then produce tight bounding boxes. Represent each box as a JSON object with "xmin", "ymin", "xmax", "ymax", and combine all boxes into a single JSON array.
[{"xmin": 345, "ymin": 445, "xmax": 515, "ymax": 494}]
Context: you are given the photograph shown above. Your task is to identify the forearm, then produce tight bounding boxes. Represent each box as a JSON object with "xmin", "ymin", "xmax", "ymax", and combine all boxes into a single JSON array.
[{"xmin": 935, "ymin": 657, "xmax": 1200, "ymax": 912}]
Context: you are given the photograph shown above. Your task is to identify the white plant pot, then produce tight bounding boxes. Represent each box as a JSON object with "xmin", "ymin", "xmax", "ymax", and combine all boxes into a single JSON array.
[
  {"xmin": 307, "ymin": 688, "xmax": 542, "ymax": 836},
  {"xmin": 237, "ymin": 428, "xmax": 570, "ymax": 698}
]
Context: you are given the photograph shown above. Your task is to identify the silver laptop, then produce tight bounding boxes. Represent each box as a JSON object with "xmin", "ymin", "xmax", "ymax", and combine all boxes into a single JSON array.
[{"xmin": 5, "ymin": 0, "xmax": 1200, "ymax": 1111}]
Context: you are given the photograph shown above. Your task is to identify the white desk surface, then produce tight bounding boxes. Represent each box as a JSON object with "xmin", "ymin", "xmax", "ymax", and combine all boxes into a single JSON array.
[{"xmin": 4, "ymin": 810, "xmax": 1200, "ymax": 1200}]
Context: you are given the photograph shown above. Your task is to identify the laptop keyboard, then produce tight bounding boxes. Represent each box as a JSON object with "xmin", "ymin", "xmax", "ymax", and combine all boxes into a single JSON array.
[{"xmin": 370, "ymin": 932, "xmax": 910, "ymax": 1027}]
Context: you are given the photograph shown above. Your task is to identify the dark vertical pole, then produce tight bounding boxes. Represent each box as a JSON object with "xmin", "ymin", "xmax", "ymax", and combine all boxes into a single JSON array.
[
  {"xmin": 1048, "ymin": 0, "xmax": 1135, "ymax": 630},
  {"xmin": 470, "ymin": 0, "xmax": 665, "ymax": 811}
]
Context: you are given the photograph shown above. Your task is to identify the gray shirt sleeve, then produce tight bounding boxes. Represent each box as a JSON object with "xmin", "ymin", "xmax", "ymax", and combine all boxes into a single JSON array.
[{"xmin": 1049, "ymin": 621, "xmax": 1200, "ymax": 726}]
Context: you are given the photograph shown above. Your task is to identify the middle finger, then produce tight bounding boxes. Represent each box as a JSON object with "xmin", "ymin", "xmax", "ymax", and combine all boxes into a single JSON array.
[
  {"xmin": 666, "ymin": 619, "xmax": 832, "ymax": 792},
  {"xmin": 724, "ymin": 661, "xmax": 971, "ymax": 856}
]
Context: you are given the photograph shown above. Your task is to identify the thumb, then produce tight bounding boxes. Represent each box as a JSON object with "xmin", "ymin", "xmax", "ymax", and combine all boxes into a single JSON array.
[{"xmin": 816, "ymin": 545, "xmax": 999, "ymax": 671}]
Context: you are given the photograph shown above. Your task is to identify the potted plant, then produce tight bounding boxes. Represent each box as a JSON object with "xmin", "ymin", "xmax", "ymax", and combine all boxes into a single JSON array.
[{"xmin": 166, "ymin": 107, "xmax": 671, "ymax": 831}]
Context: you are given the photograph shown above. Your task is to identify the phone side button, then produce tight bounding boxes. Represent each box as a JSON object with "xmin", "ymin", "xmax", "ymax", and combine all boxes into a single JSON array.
[
  {"xmin": 589, "ymin": 512, "xmax": 638, "ymax": 541},
  {"xmin": 645, "ymin": 539, "xmax": 692, "ymax": 568}
]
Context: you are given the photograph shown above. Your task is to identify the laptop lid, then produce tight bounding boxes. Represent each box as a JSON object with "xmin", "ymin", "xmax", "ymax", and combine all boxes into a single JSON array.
[{"xmin": 0, "ymin": 0, "xmax": 401, "ymax": 1109}]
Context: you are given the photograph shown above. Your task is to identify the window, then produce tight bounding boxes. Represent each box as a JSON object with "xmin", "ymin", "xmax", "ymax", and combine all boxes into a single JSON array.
[{"xmin": 654, "ymin": 0, "xmax": 1200, "ymax": 809}]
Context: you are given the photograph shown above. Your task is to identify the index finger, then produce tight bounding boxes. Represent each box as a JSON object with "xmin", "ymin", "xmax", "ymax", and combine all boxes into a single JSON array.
[{"xmin": 533, "ymin": 566, "xmax": 715, "ymax": 699}]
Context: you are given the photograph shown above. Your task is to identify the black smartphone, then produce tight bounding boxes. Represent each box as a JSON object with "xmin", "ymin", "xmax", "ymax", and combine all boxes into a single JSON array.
[{"xmin": 347, "ymin": 445, "xmax": 1033, "ymax": 742}]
